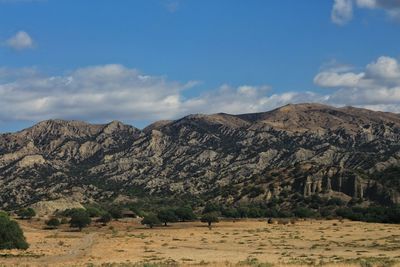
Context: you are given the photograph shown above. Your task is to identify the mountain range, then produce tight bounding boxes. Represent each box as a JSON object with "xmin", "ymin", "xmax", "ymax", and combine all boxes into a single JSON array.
[{"xmin": 1, "ymin": 103, "xmax": 400, "ymax": 210}]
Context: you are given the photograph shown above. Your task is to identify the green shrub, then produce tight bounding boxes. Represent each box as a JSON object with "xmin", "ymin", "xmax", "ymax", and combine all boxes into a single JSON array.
[
  {"xmin": 107, "ymin": 206, "xmax": 123, "ymax": 220},
  {"xmin": 141, "ymin": 213, "xmax": 161, "ymax": 228},
  {"xmin": 85, "ymin": 206, "xmax": 104, "ymax": 217},
  {"xmin": 327, "ymin": 197, "xmax": 346, "ymax": 206},
  {"xmin": 175, "ymin": 206, "xmax": 196, "ymax": 222},
  {"xmin": 203, "ymin": 202, "xmax": 220, "ymax": 214},
  {"xmin": 69, "ymin": 210, "xmax": 91, "ymax": 231},
  {"xmin": 293, "ymin": 207, "xmax": 318, "ymax": 218},
  {"xmin": 46, "ymin": 218, "xmax": 61, "ymax": 229},
  {"xmin": 0, "ymin": 214, "xmax": 29, "ymax": 249},
  {"xmin": 201, "ymin": 212, "xmax": 219, "ymax": 227},
  {"xmin": 16, "ymin": 208, "xmax": 36, "ymax": 220},
  {"xmin": 157, "ymin": 208, "xmax": 178, "ymax": 226},
  {"xmin": 98, "ymin": 213, "xmax": 112, "ymax": 225},
  {"xmin": 221, "ymin": 207, "xmax": 240, "ymax": 218}
]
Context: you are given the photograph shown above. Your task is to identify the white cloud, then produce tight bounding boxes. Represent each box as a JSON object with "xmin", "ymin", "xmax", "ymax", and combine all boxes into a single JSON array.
[
  {"xmin": 181, "ymin": 85, "xmax": 322, "ymax": 115},
  {"xmin": 1, "ymin": 57, "xmax": 400, "ymax": 126},
  {"xmin": 0, "ymin": 64, "xmax": 323, "ymax": 124},
  {"xmin": 314, "ymin": 72, "xmax": 365, "ymax": 87},
  {"xmin": 0, "ymin": 64, "xmax": 198, "ymax": 122},
  {"xmin": 331, "ymin": 0, "xmax": 400, "ymax": 24},
  {"xmin": 332, "ymin": 0, "xmax": 353, "ymax": 25},
  {"xmin": 5, "ymin": 31, "xmax": 34, "ymax": 50},
  {"xmin": 366, "ymin": 56, "xmax": 400, "ymax": 80},
  {"xmin": 356, "ymin": 0, "xmax": 377, "ymax": 8},
  {"xmin": 314, "ymin": 56, "xmax": 400, "ymax": 109}
]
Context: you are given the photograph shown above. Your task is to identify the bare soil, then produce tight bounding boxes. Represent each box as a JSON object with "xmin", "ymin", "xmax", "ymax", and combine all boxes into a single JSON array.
[{"xmin": 1, "ymin": 218, "xmax": 399, "ymax": 266}]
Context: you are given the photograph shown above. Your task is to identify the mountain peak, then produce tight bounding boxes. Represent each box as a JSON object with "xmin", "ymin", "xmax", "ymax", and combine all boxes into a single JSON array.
[{"xmin": 1, "ymin": 103, "xmax": 400, "ymax": 208}]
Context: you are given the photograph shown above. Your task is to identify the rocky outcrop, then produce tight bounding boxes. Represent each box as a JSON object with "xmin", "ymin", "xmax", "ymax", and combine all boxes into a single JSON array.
[
  {"xmin": 1, "ymin": 103, "xmax": 400, "ymax": 209},
  {"xmin": 30, "ymin": 199, "xmax": 85, "ymax": 217}
]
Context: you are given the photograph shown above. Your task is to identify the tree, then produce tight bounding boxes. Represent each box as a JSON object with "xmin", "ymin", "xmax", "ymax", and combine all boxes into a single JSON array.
[
  {"xmin": 175, "ymin": 206, "xmax": 196, "ymax": 222},
  {"xmin": 107, "ymin": 206, "xmax": 123, "ymax": 220},
  {"xmin": 201, "ymin": 212, "xmax": 219, "ymax": 228},
  {"xmin": 387, "ymin": 205, "xmax": 400, "ymax": 223},
  {"xmin": 58, "ymin": 208, "xmax": 83, "ymax": 217},
  {"xmin": 16, "ymin": 208, "xmax": 36, "ymax": 220},
  {"xmin": 157, "ymin": 208, "xmax": 178, "ymax": 226},
  {"xmin": 98, "ymin": 213, "xmax": 112, "ymax": 225},
  {"xmin": 203, "ymin": 202, "xmax": 220, "ymax": 214},
  {"xmin": 85, "ymin": 206, "xmax": 103, "ymax": 218},
  {"xmin": 0, "ymin": 213, "xmax": 29, "ymax": 250},
  {"xmin": 46, "ymin": 218, "xmax": 61, "ymax": 229},
  {"xmin": 69, "ymin": 210, "xmax": 91, "ymax": 231},
  {"xmin": 141, "ymin": 213, "xmax": 161, "ymax": 228},
  {"xmin": 237, "ymin": 205, "xmax": 250, "ymax": 218},
  {"xmin": 293, "ymin": 207, "xmax": 317, "ymax": 218},
  {"xmin": 221, "ymin": 207, "xmax": 239, "ymax": 218}
]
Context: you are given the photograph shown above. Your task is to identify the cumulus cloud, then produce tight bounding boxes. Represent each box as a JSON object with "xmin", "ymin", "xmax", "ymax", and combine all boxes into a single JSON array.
[
  {"xmin": 0, "ymin": 64, "xmax": 190, "ymax": 122},
  {"xmin": 314, "ymin": 72, "xmax": 365, "ymax": 87},
  {"xmin": 181, "ymin": 85, "xmax": 324, "ymax": 115},
  {"xmin": 332, "ymin": 0, "xmax": 400, "ymax": 25},
  {"xmin": 314, "ymin": 56, "xmax": 400, "ymax": 110},
  {"xmin": 0, "ymin": 64, "xmax": 316, "ymax": 123},
  {"xmin": 5, "ymin": 31, "xmax": 34, "ymax": 50},
  {"xmin": 1, "ymin": 57, "xmax": 400, "ymax": 126},
  {"xmin": 332, "ymin": 0, "xmax": 353, "ymax": 25},
  {"xmin": 366, "ymin": 56, "xmax": 400, "ymax": 81}
]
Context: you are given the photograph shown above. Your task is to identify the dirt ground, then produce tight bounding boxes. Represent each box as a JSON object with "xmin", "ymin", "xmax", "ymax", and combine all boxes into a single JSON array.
[{"xmin": 0, "ymin": 218, "xmax": 399, "ymax": 266}]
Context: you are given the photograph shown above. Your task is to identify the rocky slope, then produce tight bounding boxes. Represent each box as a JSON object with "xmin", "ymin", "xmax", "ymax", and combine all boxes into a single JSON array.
[{"xmin": 1, "ymin": 103, "xmax": 400, "ymax": 209}]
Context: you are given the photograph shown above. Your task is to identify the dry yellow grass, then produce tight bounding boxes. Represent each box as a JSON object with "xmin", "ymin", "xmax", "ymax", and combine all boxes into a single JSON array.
[{"xmin": 0, "ymin": 218, "xmax": 399, "ymax": 266}]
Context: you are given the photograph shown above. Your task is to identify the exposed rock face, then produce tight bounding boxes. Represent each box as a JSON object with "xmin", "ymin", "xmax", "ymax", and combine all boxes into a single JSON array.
[
  {"xmin": 30, "ymin": 199, "xmax": 85, "ymax": 217},
  {"xmin": 1, "ymin": 103, "xmax": 400, "ymax": 209}
]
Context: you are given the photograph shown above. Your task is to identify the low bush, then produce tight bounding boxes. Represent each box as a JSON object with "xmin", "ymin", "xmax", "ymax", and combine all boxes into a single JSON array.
[{"xmin": 0, "ymin": 213, "xmax": 29, "ymax": 249}]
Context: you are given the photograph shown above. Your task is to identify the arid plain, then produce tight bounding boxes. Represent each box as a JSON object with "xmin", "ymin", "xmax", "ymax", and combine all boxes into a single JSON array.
[{"xmin": 0, "ymin": 219, "xmax": 399, "ymax": 267}]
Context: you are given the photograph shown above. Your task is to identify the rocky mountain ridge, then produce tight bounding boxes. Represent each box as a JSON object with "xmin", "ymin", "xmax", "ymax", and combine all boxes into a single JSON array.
[{"xmin": 1, "ymin": 103, "xmax": 400, "ymax": 209}]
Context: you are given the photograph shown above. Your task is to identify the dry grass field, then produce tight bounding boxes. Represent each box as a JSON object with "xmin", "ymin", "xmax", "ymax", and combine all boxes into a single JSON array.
[{"xmin": 0, "ymin": 218, "xmax": 399, "ymax": 267}]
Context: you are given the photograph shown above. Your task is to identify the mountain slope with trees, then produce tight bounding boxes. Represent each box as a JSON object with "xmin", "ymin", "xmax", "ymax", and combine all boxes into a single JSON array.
[{"xmin": 0, "ymin": 103, "xmax": 400, "ymax": 211}]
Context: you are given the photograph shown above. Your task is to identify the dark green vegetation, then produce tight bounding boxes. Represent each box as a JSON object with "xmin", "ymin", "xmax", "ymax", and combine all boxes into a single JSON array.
[
  {"xmin": 141, "ymin": 213, "xmax": 161, "ymax": 228},
  {"xmin": 45, "ymin": 218, "xmax": 60, "ymax": 229},
  {"xmin": 336, "ymin": 205, "xmax": 400, "ymax": 223},
  {"xmin": 0, "ymin": 212, "xmax": 29, "ymax": 250},
  {"xmin": 70, "ymin": 167, "xmax": 400, "ymax": 225},
  {"xmin": 14, "ymin": 192, "xmax": 400, "ymax": 234},
  {"xmin": 46, "ymin": 203, "xmax": 199, "ymax": 230},
  {"xmin": 68, "ymin": 194, "xmax": 400, "ymax": 226},
  {"xmin": 69, "ymin": 209, "xmax": 91, "ymax": 231},
  {"xmin": 97, "ymin": 213, "xmax": 112, "ymax": 225},
  {"xmin": 199, "ymin": 197, "xmax": 400, "ymax": 224},
  {"xmin": 16, "ymin": 208, "xmax": 36, "ymax": 220},
  {"xmin": 201, "ymin": 212, "xmax": 219, "ymax": 227},
  {"xmin": 157, "ymin": 208, "xmax": 178, "ymax": 226}
]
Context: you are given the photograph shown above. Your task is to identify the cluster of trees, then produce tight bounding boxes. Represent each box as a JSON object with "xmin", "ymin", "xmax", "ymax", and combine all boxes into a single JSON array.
[
  {"xmin": 47, "ymin": 208, "xmax": 92, "ymax": 231},
  {"xmin": 16, "ymin": 208, "xmax": 36, "ymax": 220},
  {"xmin": 141, "ymin": 205, "xmax": 197, "ymax": 228},
  {"xmin": 55, "ymin": 207, "xmax": 116, "ymax": 231},
  {"xmin": 136, "ymin": 196, "xmax": 359, "ymax": 229},
  {"xmin": 140, "ymin": 205, "xmax": 221, "ymax": 229},
  {"xmin": 336, "ymin": 205, "xmax": 400, "ymax": 224},
  {"xmin": 180, "ymin": 196, "xmax": 400, "ymax": 224}
]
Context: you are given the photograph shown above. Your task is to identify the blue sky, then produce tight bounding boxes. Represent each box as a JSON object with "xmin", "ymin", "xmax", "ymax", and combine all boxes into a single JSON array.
[{"xmin": 0, "ymin": 0, "xmax": 400, "ymax": 132}]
